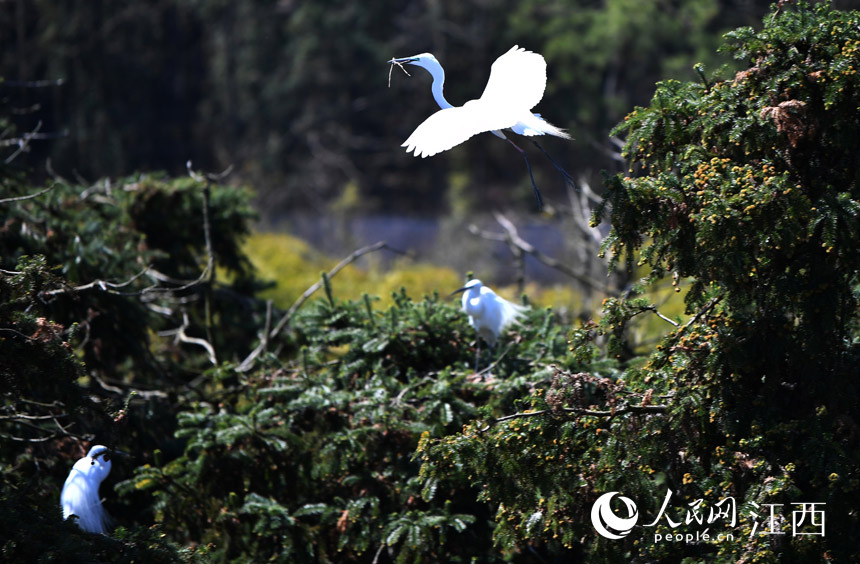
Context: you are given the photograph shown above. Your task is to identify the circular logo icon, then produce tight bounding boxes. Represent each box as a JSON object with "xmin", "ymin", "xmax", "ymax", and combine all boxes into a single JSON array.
[{"xmin": 591, "ymin": 491, "xmax": 639, "ymax": 539}]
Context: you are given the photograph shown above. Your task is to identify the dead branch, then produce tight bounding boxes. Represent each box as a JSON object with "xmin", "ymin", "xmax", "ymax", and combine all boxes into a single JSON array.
[
  {"xmin": 138, "ymin": 162, "xmax": 229, "ymax": 299},
  {"xmin": 3, "ymin": 120, "xmax": 45, "ymax": 164},
  {"xmin": 565, "ymin": 177, "xmax": 605, "ymax": 247},
  {"xmin": 40, "ymin": 266, "xmax": 152, "ymax": 297},
  {"xmin": 0, "ymin": 412, "xmax": 68, "ymax": 421},
  {"xmin": 237, "ymin": 240, "xmax": 404, "ymax": 372},
  {"xmin": 683, "ymin": 296, "xmax": 721, "ymax": 330},
  {"xmin": 478, "ymin": 403, "xmax": 668, "ymax": 432},
  {"xmin": 0, "ymin": 184, "xmax": 56, "ymax": 204},
  {"xmin": 627, "ymin": 305, "xmax": 681, "ymax": 328},
  {"xmin": 0, "ymin": 400, "xmax": 89, "ymax": 443},
  {"xmin": 160, "ymin": 312, "xmax": 217, "ymax": 366},
  {"xmin": 387, "ymin": 57, "xmax": 411, "ymax": 88},
  {"xmin": 469, "ymin": 212, "xmax": 609, "ymax": 293}
]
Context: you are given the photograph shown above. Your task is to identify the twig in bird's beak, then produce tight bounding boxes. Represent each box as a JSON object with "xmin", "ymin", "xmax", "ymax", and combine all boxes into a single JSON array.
[{"xmin": 387, "ymin": 58, "xmax": 411, "ymax": 88}]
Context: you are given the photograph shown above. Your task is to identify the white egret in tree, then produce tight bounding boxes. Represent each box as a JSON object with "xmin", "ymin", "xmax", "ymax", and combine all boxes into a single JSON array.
[
  {"xmin": 61, "ymin": 445, "xmax": 124, "ymax": 534},
  {"xmin": 451, "ymin": 279, "xmax": 527, "ymax": 371},
  {"xmin": 389, "ymin": 45, "xmax": 576, "ymax": 208}
]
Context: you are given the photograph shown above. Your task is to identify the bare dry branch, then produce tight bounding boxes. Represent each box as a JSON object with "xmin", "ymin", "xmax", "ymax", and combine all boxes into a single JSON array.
[
  {"xmin": 174, "ymin": 312, "xmax": 217, "ymax": 366},
  {"xmin": 0, "ymin": 431, "xmax": 61, "ymax": 443},
  {"xmin": 479, "ymin": 403, "xmax": 668, "ymax": 432},
  {"xmin": 3, "ymin": 120, "xmax": 42, "ymax": 164},
  {"xmin": 238, "ymin": 241, "xmax": 404, "ymax": 372},
  {"xmin": 0, "ymin": 412, "xmax": 68, "ymax": 421},
  {"xmin": 41, "ymin": 266, "xmax": 151, "ymax": 297},
  {"xmin": 186, "ymin": 160, "xmax": 234, "ymax": 183},
  {"xmin": 683, "ymin": 296, "xmax": 721, "ymax": 330},
  {"xmin": 471, "ymin": 212, "xmax": 610, "ymax": 293},
  {"xmin": 387, "ymin": 58, "xmax": 411, "ymax": 88},
  {"xmin": 627, "ymin": 305, "xmax": 680, "ymax": 328},
  {"xmin": 565, "ymin": 177, "xmax": 605, "ymax": 247},
  {"xmin": 0, "ymin": 184, "xmax": 56, "ymax": 204},
  {"xmin": 0, "ymin": 398, "xmax": 89, "ymax": 443}
]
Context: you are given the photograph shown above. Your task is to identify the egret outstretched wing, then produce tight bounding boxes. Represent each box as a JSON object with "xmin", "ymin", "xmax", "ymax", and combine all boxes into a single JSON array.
[
  {"xmin": 400, "ymin": 46, "xmax": 552, "ymax": 157},
  {"xmin": 480, "ymin": 45, "xmax": 547, "ymax": 111},
  {"xmin": 402, "ymin": 101, "xmax": 519, "ymax": 158},
  {"xmin": 391, "ymin": 46, "xmax": 573, "ymax": 207}
]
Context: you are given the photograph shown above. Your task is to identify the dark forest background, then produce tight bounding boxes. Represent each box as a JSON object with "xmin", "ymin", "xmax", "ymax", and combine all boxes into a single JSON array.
[{"xmin": 1, "ymin": 0, "xmax": 804, "ymax": 217}]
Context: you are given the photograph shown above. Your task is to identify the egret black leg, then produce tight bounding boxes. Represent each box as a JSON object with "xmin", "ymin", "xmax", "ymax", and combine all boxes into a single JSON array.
[
  {"xmin": 532, "ymin": 140, "xmax": 577, "ymax": 191},
  {"xmin": 485, "ymin": 342, "xmax": 498, "ymax": 380},
  {"xmin": 505, "ymin": 138, "xmax": 544, "ymax": 210},
  {"xmin": 474, "ymin": 339, "xmax": 482, "ymax": 373}
]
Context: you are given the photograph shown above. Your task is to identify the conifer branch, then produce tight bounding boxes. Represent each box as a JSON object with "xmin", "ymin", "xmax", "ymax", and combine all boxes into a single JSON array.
[
  {"xmin": 237, "ymin": 241, "xmax": 406, "ymax": 372},
  {"xmin": 479, "ymin": 403, "xmax": 668, "ymax": 432}
]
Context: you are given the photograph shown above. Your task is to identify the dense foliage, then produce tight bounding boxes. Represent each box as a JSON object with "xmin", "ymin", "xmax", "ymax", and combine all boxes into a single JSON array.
[
  {"xmin": 120, "ymin": 290, "xmax": 575, "ymax": 562},
  {"xmin": 2, "ymin": 2, "xmax": 859, "ymax": 563},
  {"xmin": 0, "ymin": 170, "xmax": 576, "ymax": 562},
  {"xmin": 0, "ymin": 172, "xmax": 260, "ymax": 561}
]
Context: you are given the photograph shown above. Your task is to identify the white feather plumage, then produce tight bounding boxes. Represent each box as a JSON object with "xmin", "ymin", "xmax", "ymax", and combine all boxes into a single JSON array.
[
  {"xmin": 458, "ymin": 279, "xmax": 527, "ymax": 346},
  {"xmin": 60, "ymin": 445, "xmax": 113, "ymax": 534},
  {"xmin": 394, "ymin": 46, "xmax": 570, "ymax": 158}
]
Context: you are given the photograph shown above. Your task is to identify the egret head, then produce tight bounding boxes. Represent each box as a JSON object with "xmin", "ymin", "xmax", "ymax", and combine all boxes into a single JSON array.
[
  {"xmin": 389, "ymin": 53, "xmax": 440, "ymax": 72},
  {"xmin": 85, "ymin": 445, "xmax": 114, "ymax": 484},
  {"xmin": 61, "ymin": 444, "xmax": 127, "ymax": 534},
  {"xmin": 450, "ymin": 279, "xmax": 482, "ymax": 297}
]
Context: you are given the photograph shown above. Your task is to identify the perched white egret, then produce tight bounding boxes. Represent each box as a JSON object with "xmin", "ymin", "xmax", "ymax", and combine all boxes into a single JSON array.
[
  {"xmin": 60, "ymin": 445, "xmax": 120, "ymax": 534},
  {"xmin": 389, "ymin": 45, "xmax": 575, "ymax": 208},
  {"xmin": 452, "ymin": 279, "xmax": 527, "ymax": 371}
]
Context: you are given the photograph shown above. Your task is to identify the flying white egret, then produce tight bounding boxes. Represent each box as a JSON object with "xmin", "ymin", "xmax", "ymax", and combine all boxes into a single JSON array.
[
  {"xmin": 61, "ymin": 445, "xmax": 123, "ymax": 534},
  {"xmin": 451, "ymin": 279, "xmax": 528, "ymax": 371},
  {"xmin": 389, "ymin": 45, "xmax": 576, "ymax": 208}
]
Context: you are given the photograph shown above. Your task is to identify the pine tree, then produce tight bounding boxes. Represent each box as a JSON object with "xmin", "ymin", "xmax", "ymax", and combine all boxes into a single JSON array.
[{"xmin": 421, "ymin": 2, "xmax": 860, "ymax": 561}]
